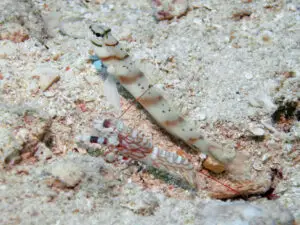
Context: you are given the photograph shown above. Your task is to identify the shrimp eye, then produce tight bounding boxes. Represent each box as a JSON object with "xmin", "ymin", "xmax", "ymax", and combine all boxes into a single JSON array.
[{"xmin": 103, "ymin": 119, "xmax": 111, "ymax": 128}]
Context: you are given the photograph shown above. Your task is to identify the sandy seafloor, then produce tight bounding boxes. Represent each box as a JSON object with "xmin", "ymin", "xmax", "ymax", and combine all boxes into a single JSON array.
[{"xmin": 0, "ymin": 0, "xmax": 300, "ymax": 224}]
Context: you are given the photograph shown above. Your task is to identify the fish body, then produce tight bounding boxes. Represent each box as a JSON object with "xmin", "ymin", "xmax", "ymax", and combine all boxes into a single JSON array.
[{"xmin": 89, "ymin": 24, "xmax": 236, "ymax": 165}]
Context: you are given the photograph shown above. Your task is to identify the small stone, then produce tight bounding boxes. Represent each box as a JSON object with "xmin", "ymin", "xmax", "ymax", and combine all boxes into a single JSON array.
[
  {"xmin": 193, "ymin": 18, "xmax": 202, "ymax": 25},
  {"xmin": 43, "ymin": 91, "xmax": 56, "ymax": 98},
  {"xmin": 249, "ymin": 126, "xmax": 265, "ymax": 136},
  {"xmin": 49, "ymin": 161, "xmax": 84, "ymax": 188},
  {"xmin": 261, "ymin": 153, "xmax": 271, "ymax": 163},
  {"xmin": 244, "ymin": 72, "xmax": 253, "ymax": 80},
  {"xmin": 203, "ymin": 156, "xmax": 225, "ymax": 173},
  {"xmin": 252, "ymin": 161, "xmax": 263, "ymax": 171},
  {"xmin": 283, "ymin": 143, "xmax": 293, "ymax": 154},
  {"xmin": 105, "ymin": 152, "xmax": 116, "ymax": 163},
  {"xmin": 198, "ymin": 112, "xmax": 207, "ymax": 121},
  {"xmin": 287, "ymin": 4, "xmax": 297, "ymax": 12},
  {"xmin": 39, "ymin": 73, "xmax": 60, "ymax": 91}
]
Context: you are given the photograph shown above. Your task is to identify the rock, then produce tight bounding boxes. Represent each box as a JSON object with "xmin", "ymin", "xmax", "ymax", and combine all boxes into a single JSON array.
[
  {"xmin": 248, "ymin": 123, "xmax": 265, "ymax": 136},
  {"xmin": 203, "ymin": 156, "xmax": 225, "ymax": 173},
  {"xmin": 40, "ymin": 73, "xmax": 60, "ymax": 91},
  {"xmin": 105, "ymin": 152, "xmax": 116, "ymax": 163},
  {"xmin": 261, "ymin": 153, "xmax": 271, "ymax": 163},
  {"xmin": 49, "ymin": 161, "xmax": 84, "ymax": 188},
  {"xmin": 252, "ymin": 160, "xmax": 263, "ymax": 171},
  {"xmin": 209, "ymin": 177, "xmax": 272, "ymax": 199}
]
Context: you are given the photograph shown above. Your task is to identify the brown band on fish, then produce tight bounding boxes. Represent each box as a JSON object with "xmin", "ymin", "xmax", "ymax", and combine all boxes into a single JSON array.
[
  {"xmin": 139, "ymin": 95, "xmax": 163, "ymax": 107},
  {"xmin": 163, "ymin": 116, "xmax": 184, "ymax": 127},
  {"xmin": 187, "ymin": 136, "xmax": 204, "ymax": 144},
  {"xmin": 118, "ymin": 72, "xmax": 144, "ymax": 85},
  {"xmin": 105, "ymin": 41, "xmax": 119, "ymax": 46},
  {"xmin": 100, "ymin": 55, "xmax": 128, "ymax": 61}
]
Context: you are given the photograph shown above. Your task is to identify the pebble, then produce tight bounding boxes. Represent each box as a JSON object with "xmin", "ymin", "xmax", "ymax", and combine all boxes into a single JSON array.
[
  {"xmin": 105, "ymin": 152, "xmax": 116, "ymax": 163},
  {"xmin": 244, "ymin": 72, "xmax": 253, "ymax": 80},
  {"xmin": 287, "ymin": 4, "xmax": 297, "ymax": 12},
  {"xmin": 252, "ymin": 161, "xmax": 263, "ymax": 171},
  {"xmin": 203, "ymin": 156, "xmax": 225, "ymax": 173},
  {"xmin": 198, "ymin": 112, "xmax": 207, "ymax": 121},
  {"xmin": 43, "ymin": 91, "xmax": 56, "ymax": 98},
  {"xmin": 261, "ymin": 153, "xmax": 271, "ymax": 163},
  {"xmin": 283, "ymin": 143, "xmax": 293, "ymax": 154},
  {"xmin": 249, "ymin": 126, "xmax": 265, "ymax": 136},
  {"xmin": 49, "ymin": 161, "xmax": 84, "ymax": 188}
]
